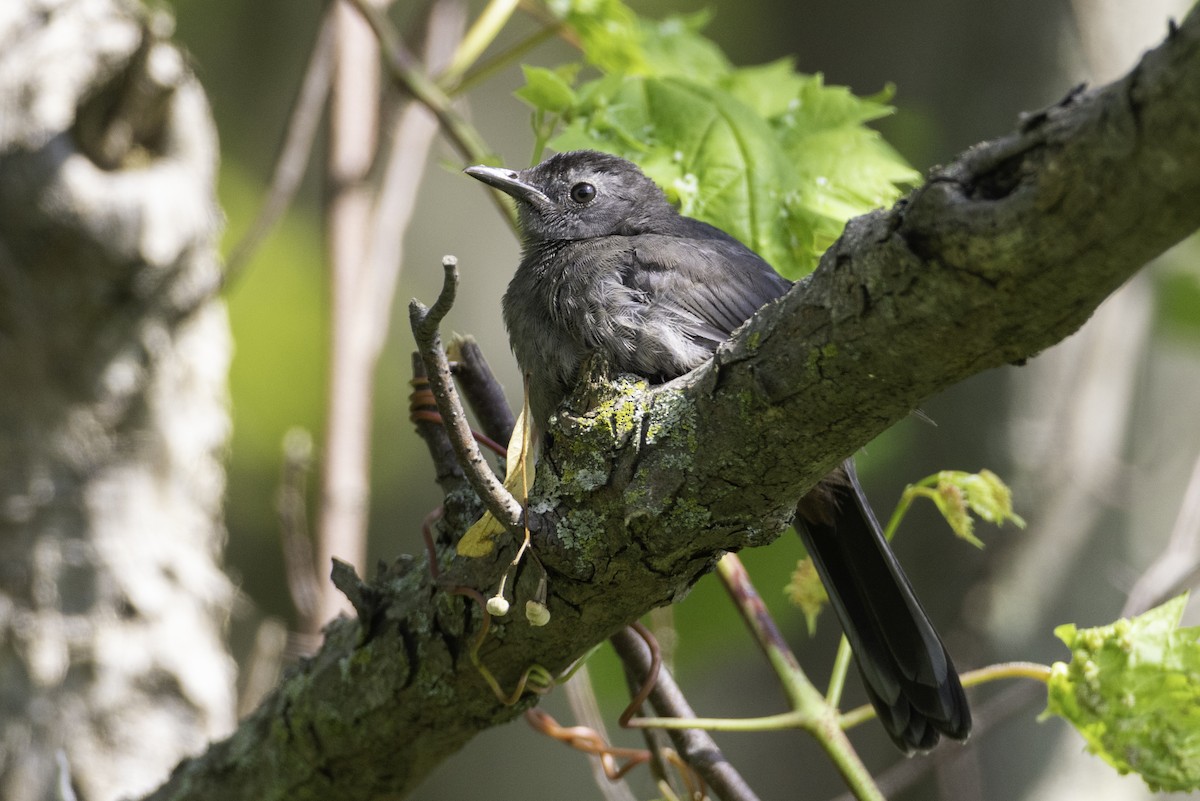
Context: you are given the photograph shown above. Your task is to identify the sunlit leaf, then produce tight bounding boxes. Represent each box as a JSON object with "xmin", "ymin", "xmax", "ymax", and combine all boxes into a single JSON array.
[
  {"xmin": 520, "ymin": 5, "xmax": 919, "ymax": 279},
  {"xmin": 515, "ymin": 65, "xmax": 578, "ymax": 113},
  {"xmin": 902, "ymin": 469, "xmax": 1024, "ymax": 548},
  {"xmin": 456, "ymin": 393, "xmax": 537, "ymax": 557},
  {"xmin": 550, "ymin": 75, "xmax": 812, "ymax": 276},
  {"xmin": 1044, "ymin": 595, "xmax": 1200, "ymax": 792},
  {"xmin": 637, "ymin": 10, "xmax": 730, "ymax": 78},
  {"xmin": 785, "ymin": 554, "xmax": 829, "ymax": 636},
  {"xmin": 544, "ymin": 0, "xmax": 646, "ymax": 74}
]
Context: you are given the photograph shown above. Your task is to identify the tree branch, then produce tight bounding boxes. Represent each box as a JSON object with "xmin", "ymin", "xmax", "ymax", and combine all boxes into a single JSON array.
[
  {"xmin": 661, "ymin": 14, "xmax": 1200, "ymax": 554},
  {"xmin": 451, "ymin": 335, "xmax": 517, "ymax": 446},
  {"xmin": 410, "ymin": 256, "xmax": 524, "ymax": 532},
  {"xmin": 610, "ymin": 627, "xmax": 762, "ymax": 801},
  {"xmin": 142, "ymin": 10, "xmax": 1200, "ymax": 800}
]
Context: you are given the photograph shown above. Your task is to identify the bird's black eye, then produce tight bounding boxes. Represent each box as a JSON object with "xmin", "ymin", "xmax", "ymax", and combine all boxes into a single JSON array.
[{"xmin": 569, "ymin": 182, "xmax": 596, "ymax": 204}]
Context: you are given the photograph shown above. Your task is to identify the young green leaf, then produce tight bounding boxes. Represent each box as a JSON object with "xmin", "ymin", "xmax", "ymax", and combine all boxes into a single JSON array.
[
  {"xmin": 515, "ymin": 65, "xmax": 578, "ymax": 113},
  {"xmin": 637, "ymin": 10, "xmax": 731, "ymax": 78},
  {"xmin": 1044, "ymin": 595, "xmax": 1200, "ymax": 792},
  {"xmin": 785, "ymin": 556, "xmax": 830, "ymax": 636},
  {"xmin": 544, "ymin": 0, "xmax": 646, "ymax": 74},
  {"xmin": 889, "ymin": 469, "xmax": 1024, "ymax": 548},
  {"xmin": 522, "ymin": 1, "xmax": 920, "ymax": 277}
]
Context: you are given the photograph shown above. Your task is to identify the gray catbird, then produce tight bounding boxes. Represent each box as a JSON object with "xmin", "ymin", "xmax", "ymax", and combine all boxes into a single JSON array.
[{"xmin": 466, "ymin": 150, "xmax": 970, "ymax": 753}]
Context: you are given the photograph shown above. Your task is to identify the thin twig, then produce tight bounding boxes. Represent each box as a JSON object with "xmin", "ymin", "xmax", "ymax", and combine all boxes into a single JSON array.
[
  {"xmin": 343, "ymin": 0, "xmax": 518, "ymax": 231},
  {"xmin": 409, "ymin": 353, "xmax": 466, "ymax": 491},
  {"xmin": 315, "ymin": 0, "xmax": 383, "ymax": 624},
  {"xmin": 316, "ymin": 0, "xmax": 467, "ymax": 626},
  {"xmin": 524, "ymin": 707, "xmax": 653, "ymax": 781},
  {"xmin": 276, "ymin": 427, "xmax": 321, "ymax": 632},
  {"xmin": 222, "ymin": 7, "xmax": 335, "ymax": 285},
  {"xmin": 563, "ymin": 663, "xmax": 640, "ymax": 801},
  {"xmin": 611, "ymin": 626, "xmax": 762, "ymax": 801},
  {"xmin": 1122, "ymin": 448, "xmax": 1200, "ymax": 616},
  {"xmin": 410, "ymin": 257, "xmax": 524, "ymax": 532},
  {"xmin": 411, "ymin": 369, "xmax": 507, "ymax": 457},
  {"xmin": 451, "ymin": 336, "xmax": 516, "ymax": 446},
  {"xmin": 343, "ymin": 0, "xmax": 494, "ymax": 162},
  {"xmin": 961, "ymin": 662, "xmax": 1053, "ymax": 686},
  {"xmin": 618, "ymin": 621, "xmax": 662, "ymax": 728},
  {"xmin": 440, "ymin": 0, "xmax": 519, "ymax": 87},
  {"xmin": 618, "ymin": 623, "xmax": 683, "ymax": 799},
  {"xmin": 360, "ymin": 0, "xmax": 465, "ymax": 364},
  {"xmin": 451, "ymin": 21, "xmax": 560, "ymax": 94},
  {"xmin": 715, "ymin": 555, "xmax": 884, "ymax": 801},
  {"xmin": 717, "ymin": 554, "xmax": 805, "ymax": 696},
  {"xmin": 838, "ymin": 661, "xmax": 1051, "ymax": 731}
]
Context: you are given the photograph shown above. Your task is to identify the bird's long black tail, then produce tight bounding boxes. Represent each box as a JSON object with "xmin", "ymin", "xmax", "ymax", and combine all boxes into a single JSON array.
[{"xmin": 796, "ymin": 459, "xmax": 970, "ymax": 753}]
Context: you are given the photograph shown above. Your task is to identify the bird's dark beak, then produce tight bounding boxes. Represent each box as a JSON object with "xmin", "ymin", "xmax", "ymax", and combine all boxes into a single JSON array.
[{"xmin": 464, "ymin": 165, "xmax": 551, "ymax": 206}]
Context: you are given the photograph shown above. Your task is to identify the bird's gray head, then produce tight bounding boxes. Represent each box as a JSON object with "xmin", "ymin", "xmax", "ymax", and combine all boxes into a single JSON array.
[{"xmin": 464, "ymin": 150, "xmax": 677, "ymax": 243}]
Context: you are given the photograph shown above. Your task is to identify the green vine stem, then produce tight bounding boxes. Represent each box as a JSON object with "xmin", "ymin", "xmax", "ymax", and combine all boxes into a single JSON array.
[
  {"xmin": 713, "ymin": 554, "xmax": 885, "ymax": 801},
  {"xmin": 344, "ymin": 0, "xmax": 518, "ymax": 231},
  {"xmin": 441, "ymin": 0, "xmax": 520, "ymax": 87},
  {"xmin": 452, "ymin": 24, "xmax": 560, "ymax": 94},
  {"xmin": 838, "ymin": 661, "xmax": 1053, "ymax": 730}
]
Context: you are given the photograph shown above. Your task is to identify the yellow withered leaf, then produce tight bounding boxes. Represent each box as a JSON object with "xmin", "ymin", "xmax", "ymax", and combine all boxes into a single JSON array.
[{"xmin": 456, "ymin": 385, "xmax": 537, "ymax": 557}]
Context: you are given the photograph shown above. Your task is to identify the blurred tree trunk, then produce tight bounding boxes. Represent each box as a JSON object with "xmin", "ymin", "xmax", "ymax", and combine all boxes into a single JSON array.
[{"xmin": 0, "ymin": 2, "xmax": 235, "ymax": 800}]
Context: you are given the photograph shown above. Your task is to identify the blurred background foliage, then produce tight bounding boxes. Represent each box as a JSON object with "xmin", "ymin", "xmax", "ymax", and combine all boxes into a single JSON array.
[{"xmin": 168, "ymin": 0, "xmax": 1200, "ymax": 799}]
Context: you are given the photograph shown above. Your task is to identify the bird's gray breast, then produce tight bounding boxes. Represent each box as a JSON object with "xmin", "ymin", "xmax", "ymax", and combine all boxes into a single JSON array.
[
  {"xmin": 502, "ymin": 241, "xmax": 613, "ymax": 424},
  {"xmin": 503, "ymin": 235, "xmax": 729, "ymax": 425}
]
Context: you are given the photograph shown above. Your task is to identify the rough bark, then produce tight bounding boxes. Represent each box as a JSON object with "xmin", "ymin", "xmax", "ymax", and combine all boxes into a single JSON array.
[
  {"xmin": 0, "ymin": 2, "xmax": 235, "ymax": 800},
  {"xmin": 143, "ymin": 7, "xmax": 1200, "ymax": 801}
]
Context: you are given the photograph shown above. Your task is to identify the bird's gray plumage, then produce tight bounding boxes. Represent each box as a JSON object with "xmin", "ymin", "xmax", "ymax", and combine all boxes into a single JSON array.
[
  {"xmin": 466, "ymin": 150, "xmax": 970, "ymax": 752},
  {"xmin": 471, "ymin": 150, "xmax": 791, "ymax": 424}
]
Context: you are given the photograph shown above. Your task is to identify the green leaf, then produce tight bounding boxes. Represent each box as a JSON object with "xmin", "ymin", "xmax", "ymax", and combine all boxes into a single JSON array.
[
  {"xmin": 529, "ymin": 3, "xmax": 920, "ymax": 278},
  {"xmin": 720, "ymin": 58, "xmax": 809, "ymax": 119},
  {"xmin": 958, "ymin": 469, "xmax": 1024, "ymax": 527},
  {"xmin": 515, "ymin": 65, "xmax": 578, "ymax": 113},
  {"xmin": 545, "ymin": 0, "xmax": 646, "ymax": 74},
  {"xmin": 550, "ymin": 75, "xmax": 813, "ymax": 276},
  {"xmin": 760, "ymin": 73, "xmax": 919, "ymax": 251},
  {"xmin": 785, "ymin": 555, "xmax": 829, "ymax": 636},
  {"xmin": 1044, "ymin": 595, "xmax": 1200, "ymax": 792},
  {"xmin": 549, "ymin": 0, "xmax": 728, "ymax": 79},
  {"xmin": 637, "ymin": 11, "xmax": 731, "ymax": 79}
]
